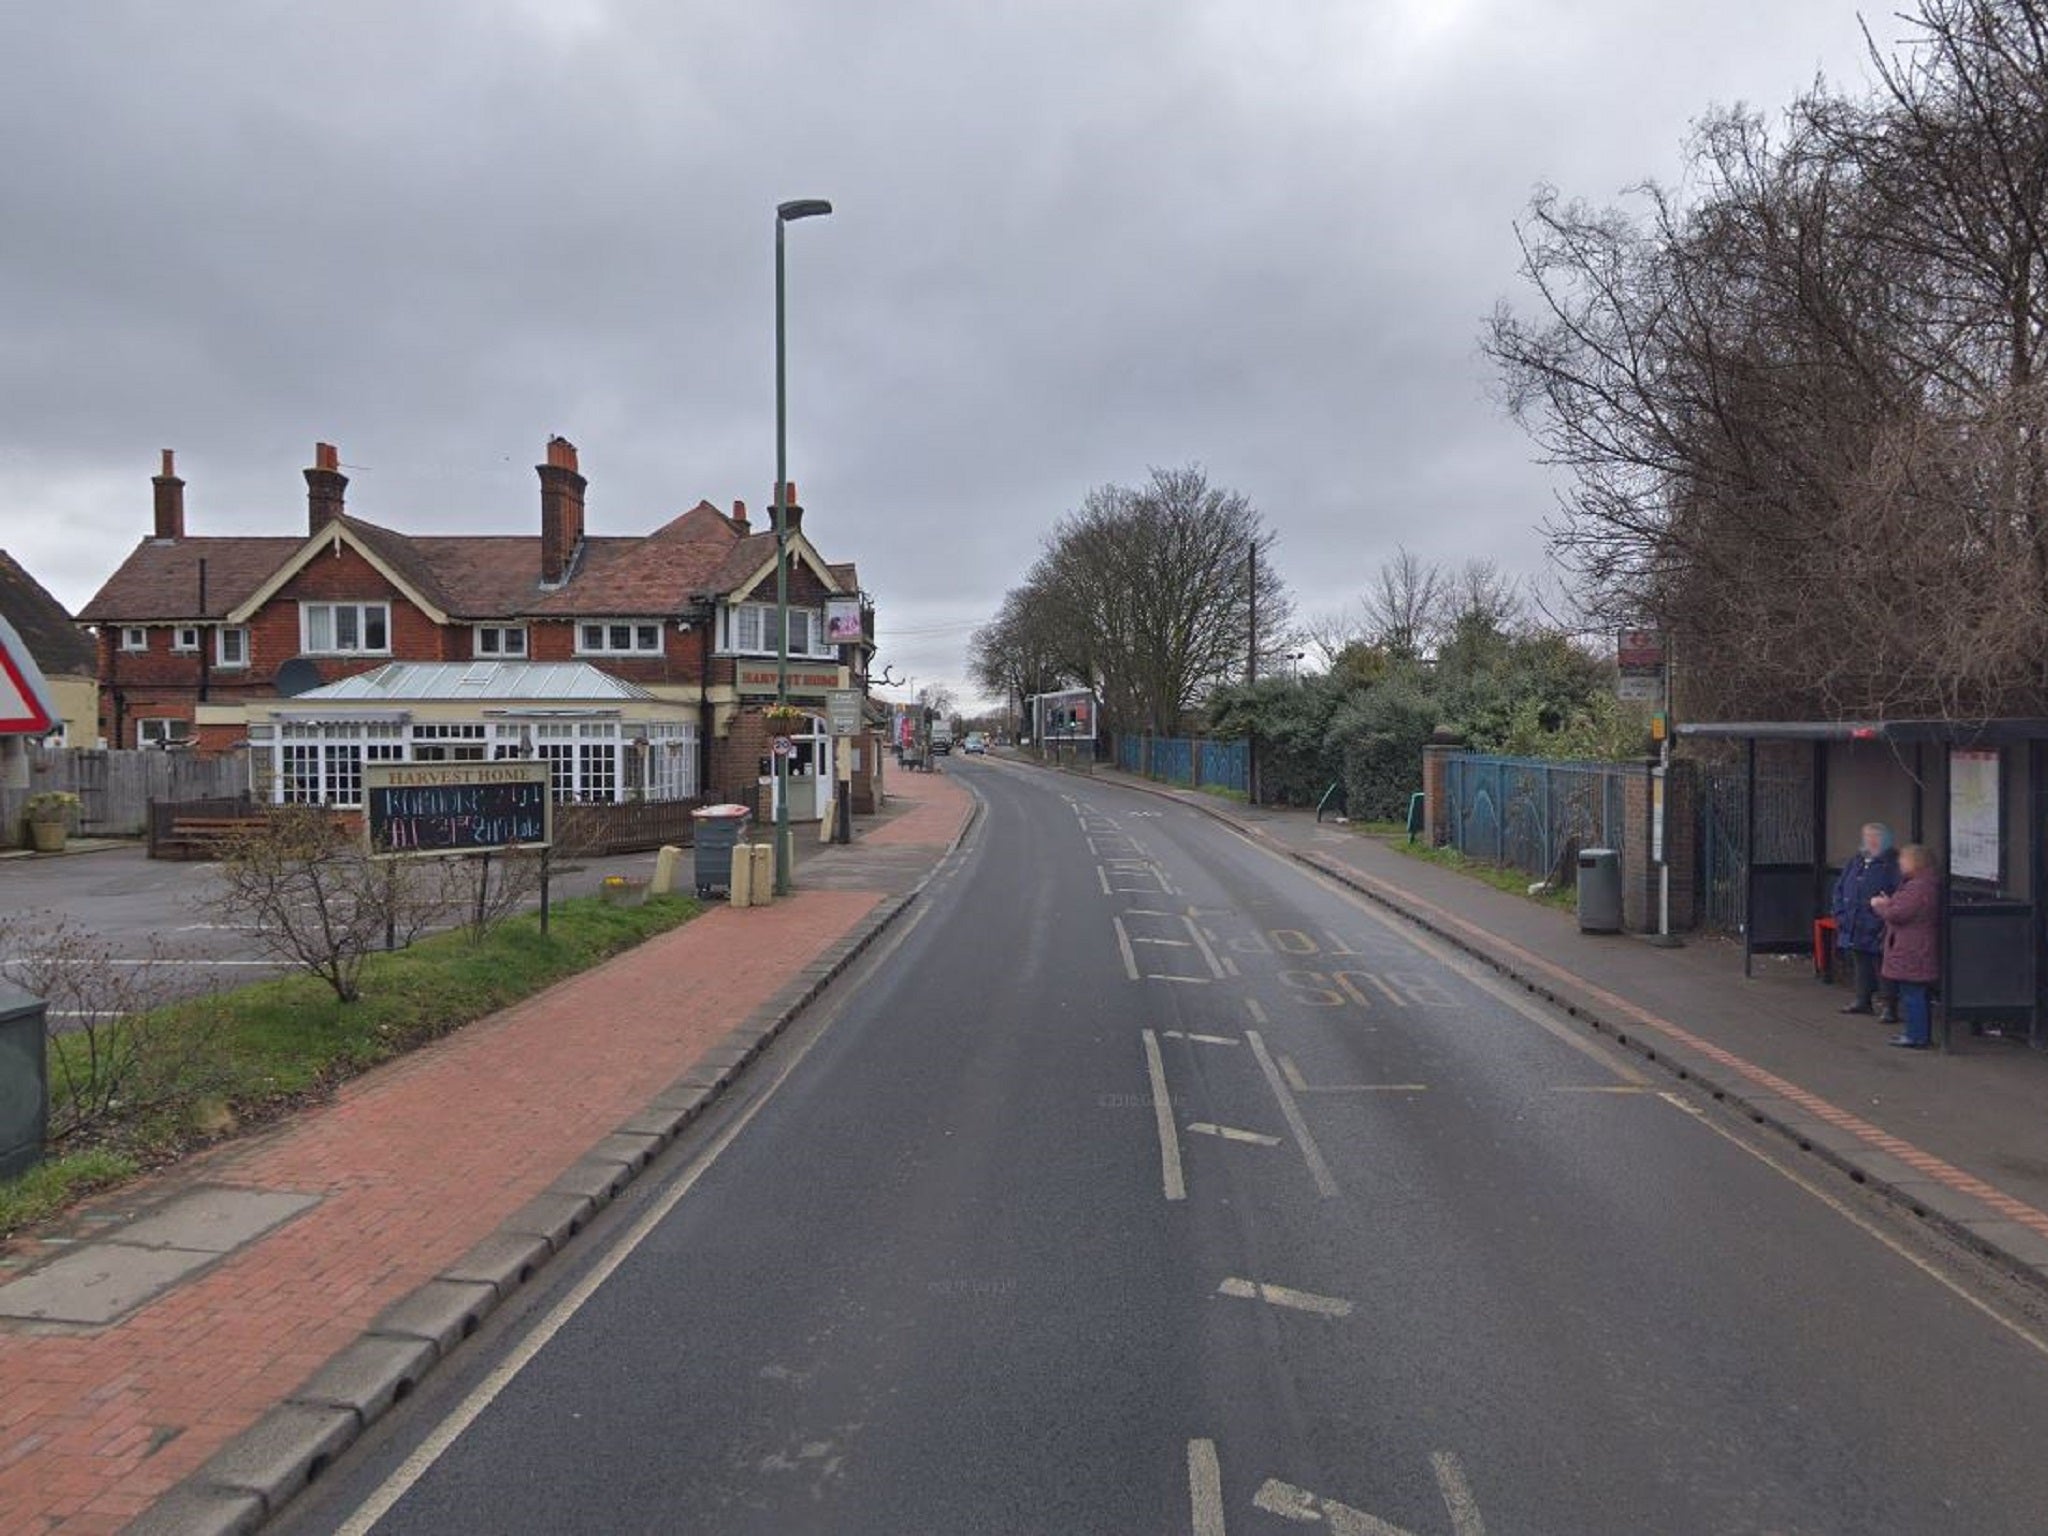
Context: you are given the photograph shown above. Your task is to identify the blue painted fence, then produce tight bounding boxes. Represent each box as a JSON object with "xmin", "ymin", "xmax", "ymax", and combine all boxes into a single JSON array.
[
  {"xmin": 1115, "ymin": 734, "xmax": 1250, "ymax": 796},
  {"xmin": 1442, "ymin": 752, "xmax": 1633, "ymax": 883}
]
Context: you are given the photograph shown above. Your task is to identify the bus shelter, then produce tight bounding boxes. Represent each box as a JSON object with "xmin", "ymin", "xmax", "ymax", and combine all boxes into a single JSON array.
[{"xmin": 1678, "ymin": 718, "xmax": 2048, "ymax": 1050}]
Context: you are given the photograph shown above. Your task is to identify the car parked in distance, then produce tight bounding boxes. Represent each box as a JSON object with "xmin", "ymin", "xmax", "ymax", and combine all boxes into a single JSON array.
[{"xmin": 963, "ymin": 732, "xmax": 987, "ymax": 754}]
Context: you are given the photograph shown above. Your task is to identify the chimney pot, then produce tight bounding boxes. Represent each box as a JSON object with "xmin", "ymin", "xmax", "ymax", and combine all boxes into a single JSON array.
[
  {"xmin": 546, "ymin": 435, "xmax": 580, "ymax": 472},
  {"xmin": 152, "ymin": 449, "xmax": 186, "ymax": 541},
  {"xmin": 730, "ymin": 499, "xmax": 749, "ymax": 532},
  {"xmin": 305, "ymin": 442, "xmax": 348, "ymax": 532}
]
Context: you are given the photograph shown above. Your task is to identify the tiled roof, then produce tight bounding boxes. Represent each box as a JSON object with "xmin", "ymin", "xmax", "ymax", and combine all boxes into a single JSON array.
[
  {"xmin": 523, "ymin": 504, "xmax": 740, "ymax": 616},
  {"xmin": 79, "ymin": 498, "xmax": 858, "ymax": 625},
  {"xmin": 0, "ymin": 550, "xmax": 94, "ymax": 676},
  {"xmin": 705, "ymin": 532, "xmax": 782, "ymax": 595},
  {"xmin": 77, "ymin": 536, "xmax": 304, "ymax": 623}
]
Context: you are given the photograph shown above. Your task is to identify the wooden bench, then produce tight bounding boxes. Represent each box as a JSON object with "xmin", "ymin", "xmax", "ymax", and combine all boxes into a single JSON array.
[{"xmin": 157, "ymin": 815, "xmax": 271, "ymax": 860}]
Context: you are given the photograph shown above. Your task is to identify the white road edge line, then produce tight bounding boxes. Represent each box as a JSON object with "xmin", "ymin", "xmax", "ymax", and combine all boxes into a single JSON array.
[
  {"xmin": 1141, "ymin": 1028, "xmax": 1187, "ymax": 1202},
  {"xmin": 1189, "ymin": 1437, "xmax": 1227, "ymax": 1536},
  {"xmin": 1217, "ymin": 1276, "xmax": 1354, "ymax": 1317},
  {"xmin": 330, "ymin": 900, "xmax": 939, "ymax": 1536},
  {"xmin": 1431, "ymin": 1451, "xmax": 1487, "ymax": 1536},
  {"xmin": 1655, "ymin": 1086, "xmax": 2048, "ymax": 1362},
  {"xmin": 1246, "ymin": 1030, "xmax": 1340, "ymax": 1198}
]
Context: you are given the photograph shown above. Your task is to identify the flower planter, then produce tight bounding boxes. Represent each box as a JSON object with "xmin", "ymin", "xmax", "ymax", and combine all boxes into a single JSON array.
[
  {"xmin": 599, "ymin": 876, "xmax": 650, "ymax": 909},
  {"xmin": 27, "ymin": 820, "xmax": 67, "ymax": 854}
]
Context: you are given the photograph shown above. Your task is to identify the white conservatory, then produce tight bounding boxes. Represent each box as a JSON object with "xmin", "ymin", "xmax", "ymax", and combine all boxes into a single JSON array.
[{"xmin": 243, "ymin": 661, "xmax": 700, "ymax": 808}]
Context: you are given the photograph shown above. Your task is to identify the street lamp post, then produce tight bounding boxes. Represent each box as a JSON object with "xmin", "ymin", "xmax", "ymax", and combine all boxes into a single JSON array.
[{"xmin": 773, "ymin": 197, "xmax": 832, "ymax": 896}]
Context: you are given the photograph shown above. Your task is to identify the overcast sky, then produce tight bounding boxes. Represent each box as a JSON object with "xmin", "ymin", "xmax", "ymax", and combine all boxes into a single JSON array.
[{"xmin": 1, "ymin": 0, "xmax": 1879, "ymax": 704}]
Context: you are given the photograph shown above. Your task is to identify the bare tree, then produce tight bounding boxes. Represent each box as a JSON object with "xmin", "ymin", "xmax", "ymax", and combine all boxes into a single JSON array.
[
  {"xmin": 211, "ymin": 808, "xmax": 447, "ymax": 1003},
  {"xmin": 1360, "ymin": 547, "xmax": 1446, "ymax": 659},
  {"xmin": 1002, "ymin": 466, "xmax": 1292, "ymax": 734}
]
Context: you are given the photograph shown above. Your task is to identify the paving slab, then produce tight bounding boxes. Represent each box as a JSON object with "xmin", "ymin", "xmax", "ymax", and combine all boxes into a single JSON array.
[
  {"xmin": 0, "ymin": 1241, "xmax": 216, "ymax": 1326},
  {"xmin": 110, "ymin": 1185, "xmax": 319, "ymax": 1253}
]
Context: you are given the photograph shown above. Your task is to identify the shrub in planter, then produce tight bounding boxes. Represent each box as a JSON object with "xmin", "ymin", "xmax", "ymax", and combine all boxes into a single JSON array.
[{"xmin": 23, "ymin": 791, "xmax": 80, "ymax": 852}]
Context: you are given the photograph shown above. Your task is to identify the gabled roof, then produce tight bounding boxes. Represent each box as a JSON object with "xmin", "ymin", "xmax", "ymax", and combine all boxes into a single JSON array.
[
  {"xmin": 78, "ymin": 535, "xmax": 303, "ymax": 623},
  {"xmin": 712, "ymin": 529, "xmax": 849, "ymax": 603},
  {"xmin": 0, "ymin": 550, "xmax": 94, "ymax": 676},
  {"xmin": 80, "ymin": 493, "xmax": 863, "ymax": 625}
]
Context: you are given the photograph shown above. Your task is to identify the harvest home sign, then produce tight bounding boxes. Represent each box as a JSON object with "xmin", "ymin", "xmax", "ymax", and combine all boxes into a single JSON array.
[{"xmin": 364, "ymin": 761, "xmax": 553, "ymax": 856}]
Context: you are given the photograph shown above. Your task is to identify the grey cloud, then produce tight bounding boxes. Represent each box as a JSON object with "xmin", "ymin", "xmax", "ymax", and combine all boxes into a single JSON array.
[{"xmin": 0, "ymin": 0, "xmax": 1873, "ymax": 699}]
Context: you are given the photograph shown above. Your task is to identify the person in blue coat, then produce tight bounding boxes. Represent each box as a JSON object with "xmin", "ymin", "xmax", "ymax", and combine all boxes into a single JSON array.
[{"xmin": 1832, "ymin": 821, "xmax": 1901, "ymax": 1020}]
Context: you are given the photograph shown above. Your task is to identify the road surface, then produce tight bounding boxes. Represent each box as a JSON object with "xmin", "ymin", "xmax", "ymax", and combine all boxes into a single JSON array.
[{"xmin": 277, "ymin": 758, "xmax": 2048, "ymax": 1535}]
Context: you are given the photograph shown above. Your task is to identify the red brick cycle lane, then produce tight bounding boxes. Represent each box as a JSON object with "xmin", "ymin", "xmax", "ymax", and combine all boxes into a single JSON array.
[{"xmin": 0, "ymin": 886, "xmax": 891, "ymax": 1535}]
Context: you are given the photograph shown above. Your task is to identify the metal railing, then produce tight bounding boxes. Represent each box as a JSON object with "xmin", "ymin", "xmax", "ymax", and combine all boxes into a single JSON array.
[{"xmin": 1442, "ymin": 753, "xmax": 1633, "ymax": 883}]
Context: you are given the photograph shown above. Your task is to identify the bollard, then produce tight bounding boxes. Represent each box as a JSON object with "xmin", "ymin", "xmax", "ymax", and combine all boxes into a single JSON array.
[
  {"xmin": 750, "ymin": 842, "xmax": 776, "ymax": 904},
  {"xmin": 651, "ymin": 844, "xmax": 683, "ymax": 896},
  {"xmin": 729, "ymin": 841, "xmax": 754, "ymax": 908}
]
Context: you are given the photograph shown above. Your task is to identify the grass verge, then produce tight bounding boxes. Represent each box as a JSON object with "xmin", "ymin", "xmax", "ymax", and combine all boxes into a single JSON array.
[
  {"xmin": 1387, "ymin": 840, "xmax": 1578, "ymax": 911},
  {"xmin": 0, "ymin": 1148, "xmax": 139, "ymax": 1235},
  {"xmin": 5, "ymin": 894, "xmax": 698, "ymax": 1240}
]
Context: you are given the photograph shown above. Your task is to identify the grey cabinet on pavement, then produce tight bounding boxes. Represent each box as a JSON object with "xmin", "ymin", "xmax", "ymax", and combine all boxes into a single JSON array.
[{"xmin": 0, "ymin": 979, "xmax": 46, "ymax": 1180}]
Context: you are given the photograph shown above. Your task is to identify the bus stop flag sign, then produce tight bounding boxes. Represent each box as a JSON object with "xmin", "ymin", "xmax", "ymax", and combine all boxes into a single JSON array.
[{"xmin": 0, "ymin": 614, "xmax": 58, "ymax": 736}]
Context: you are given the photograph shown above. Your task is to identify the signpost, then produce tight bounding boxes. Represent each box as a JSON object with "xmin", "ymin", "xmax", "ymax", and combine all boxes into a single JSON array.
[
  {"xmin": 364, "ymin": 761, "xmax": 552, "ymax": 856},
  {"xmin": 826, "ymin": 687, "xmax": 862, "ymax": 738},
  {"xmin": 0, "ymin": 613, "xmax": 60, "ymax": 803},
  {"xmin": 364, "ymin": 760, "xmax": 555, "ymax": 935}
]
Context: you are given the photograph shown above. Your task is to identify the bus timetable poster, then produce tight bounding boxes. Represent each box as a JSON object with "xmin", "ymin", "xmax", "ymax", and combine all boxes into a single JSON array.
[{"xmin": 364, "ymin": 761, "xmax": 553, "ymax": 856}]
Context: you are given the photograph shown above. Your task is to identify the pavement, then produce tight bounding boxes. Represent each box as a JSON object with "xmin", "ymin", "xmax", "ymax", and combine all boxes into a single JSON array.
[
  {"xmin": 260, "ymin": 758, "xmax": 2048, "ymax": 1534},
  {"xmin": 0, "ymin": 770, "xmax": 974, "ymax": 1536},
  {"xmin": 1044, "ymin": 757, "xmax": 2048, "ymax": 1293}
]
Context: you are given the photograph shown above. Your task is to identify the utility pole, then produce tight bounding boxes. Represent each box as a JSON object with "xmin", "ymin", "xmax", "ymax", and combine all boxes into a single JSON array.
[{"xmin": 1247, "ymin": 541, "xmax": 1259, "ymax": 805}]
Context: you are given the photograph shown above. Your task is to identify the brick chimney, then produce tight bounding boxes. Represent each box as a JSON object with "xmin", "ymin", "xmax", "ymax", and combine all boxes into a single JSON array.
[
  {"xmin": 152, "ymin": 449, "xmax": 185, "ymax": 541},
  {"xmin": 730, "ymin": 499, "xmax": 749, "ymax": 533},
  {"xmin": 305, "ymin": 442, "xmax": 347, "ymax": 532},
  {"xmin": 538, "ymin": 436, "xmax": 587, "ymax": 585},
  {"xmin": 773, "ymin": 480, "xmax": 803, "ymax": 534}
]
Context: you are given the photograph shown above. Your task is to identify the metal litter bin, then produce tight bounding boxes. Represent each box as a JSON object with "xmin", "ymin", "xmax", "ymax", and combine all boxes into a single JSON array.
[
  {"xmin": 1578, "ymin": 848, "xmax": 1622, "ymax": 934},
  {"xmin": 691, "ymin": 804, "xmax": 753, "ymax": 897}
]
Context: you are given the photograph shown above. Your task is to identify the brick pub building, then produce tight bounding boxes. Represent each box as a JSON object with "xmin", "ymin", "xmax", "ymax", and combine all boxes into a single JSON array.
[{"xmin": 76, "ymin": 440, "xmax": 877, "ymax": 816}]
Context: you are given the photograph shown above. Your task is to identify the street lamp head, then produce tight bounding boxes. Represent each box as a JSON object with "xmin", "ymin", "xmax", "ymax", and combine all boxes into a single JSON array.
[{"xmin": 777, "ymin": 198, "xmax": 834, "ymax": 222}]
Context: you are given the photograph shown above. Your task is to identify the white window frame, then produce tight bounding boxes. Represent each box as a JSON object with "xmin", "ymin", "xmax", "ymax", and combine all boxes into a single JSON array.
[
  {"xmin": 120, "ymin": 626, "xmax": 149, "ymax": 652},
  {"xmin": 720, "ymin": 601, "xmax": 835, "ymax": 659},
  {"xmin": 301, "ymin": 601, "xmax": 392, "ymax": 656},
  {"xmin": 473, "ymin": 625, "xmax": 528, "ymax": 658},
  {"xmin": 216, "ymin": 626, "xmax": 250, "ymax": 668},
  {"xmin": 137, "ymin": 717, "xmax": 193, "ymax": 748},
  {"xmin": 171, "ymin": 625, "xmax": 202, "ymax": 653},
  {"xmin": 574, "ymin": 620, "xmax": 663, "ymax": 656}
]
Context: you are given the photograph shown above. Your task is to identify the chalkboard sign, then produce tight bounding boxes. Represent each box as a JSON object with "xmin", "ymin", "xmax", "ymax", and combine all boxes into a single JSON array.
[{"xmin": 363, "ymin": 761, "xmax": 552, "ymax": 856}]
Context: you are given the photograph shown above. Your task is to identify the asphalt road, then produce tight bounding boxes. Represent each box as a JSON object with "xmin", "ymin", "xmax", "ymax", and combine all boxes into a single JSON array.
[{"xmin": 277, "ymin": 758, "xmax": 2048, "ymax": 1535}]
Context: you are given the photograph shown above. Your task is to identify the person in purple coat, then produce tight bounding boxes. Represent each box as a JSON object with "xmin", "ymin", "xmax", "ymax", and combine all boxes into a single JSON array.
[
  {"xmin": 1831, "ymin": 822, "xmax": 1900, "ymax": 1021},
  {"xmin": 1871, "ymin": 844, "xmax": 1941, "ymax": 1049}
]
